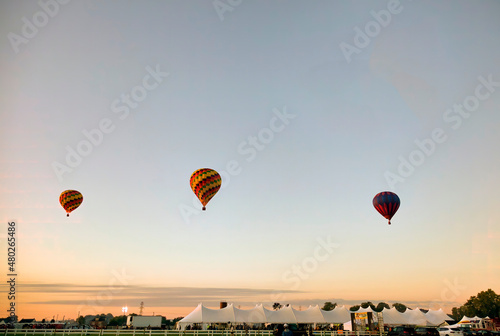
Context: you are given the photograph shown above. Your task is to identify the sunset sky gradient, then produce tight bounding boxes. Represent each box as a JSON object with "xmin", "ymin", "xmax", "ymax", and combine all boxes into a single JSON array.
[{"xmin": 1, "ymin": 0, "xmax": 499, "ymax": 321}]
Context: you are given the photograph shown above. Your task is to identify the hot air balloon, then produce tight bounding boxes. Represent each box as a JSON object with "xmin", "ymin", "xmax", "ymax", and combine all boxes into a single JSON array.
[
  {"xmin": 190, "ymin": 168, "xmax": 221, "ymax": 210},
  {"xmin": 373, "ymin": 191, "xmax": 400, "ymax": 225},
  {"xmin": 59, "ymin": 190, "xmax": 83, "ymax": 217}
]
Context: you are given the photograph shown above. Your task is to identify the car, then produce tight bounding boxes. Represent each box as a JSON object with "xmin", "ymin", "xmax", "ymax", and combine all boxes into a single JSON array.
[
  {"xmin": 438, "ymin": 327, "xmax": 465, "ymax": 336},
  {"xmin": 388, "ymin": 326, "xmax": 417, "ymax": 336},
  {"xmin": 475, "ymin": 331, "xmax": 495, "ymax": 336},
  {"xmin": 416, "ymin": 327, "xmax": 440, "ymax": 336},
  {"xmin": 458, "ymin": 326, "xmax": 476, "ymax": 336}
]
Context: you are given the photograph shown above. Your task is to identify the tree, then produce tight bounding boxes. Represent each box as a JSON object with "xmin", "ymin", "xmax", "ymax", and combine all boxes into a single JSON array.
[
  {"xmin": 77, "ymin": 316, "xmax": 85, "ymax": 326},
  {"xmin": 322, "ymin": 302, "xmax": 337, "ymax": 311},
  {"xmin": 164, "ymin": 317, "xmax": 184, "ymax": 328},
  {"xmin": 361, "ymin": 301, "xmax": 376, "ymax": 310},
  {"xmin": 273, "ymin": 302, "xmax": 283, "ymax": 310},
  {"xmin": 105, "ymin": 313, "xmax": 114, "ymax": 323},
  {"xmin": 451, "ymin": 289, "xmax": 500, "ymax": 320},
  {"xmin": 375, "ymin": 302, "xmax": 390, "ymax": 312},
  {"xmin": 392, "ymin": 303, "xmax": 408, "ymax": 313},
  {"xmin": 108, "ymin": 315, "xmax": 127, "ymax": 327}
]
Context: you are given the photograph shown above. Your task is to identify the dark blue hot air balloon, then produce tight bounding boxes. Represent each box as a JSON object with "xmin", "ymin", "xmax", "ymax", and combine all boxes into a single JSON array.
[{"xmin": 373, "ymin": 191, "xmax": 400, "ymax": 225}]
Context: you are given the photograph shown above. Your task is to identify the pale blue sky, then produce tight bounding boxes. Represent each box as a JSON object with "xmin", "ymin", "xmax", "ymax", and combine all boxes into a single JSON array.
[{"xmin": 1, "ymin": 0, "xmax": 499, "ymax": 319}]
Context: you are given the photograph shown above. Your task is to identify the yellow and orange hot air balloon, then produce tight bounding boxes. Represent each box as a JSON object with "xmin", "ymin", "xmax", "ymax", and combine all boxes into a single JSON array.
[
  {"xmin": 190, "ymin": 168, "xmax": 221, "ymax": 210},
  {"xmin": 59, "ymin": 190, "xmax": 83, "ymax": 217}
]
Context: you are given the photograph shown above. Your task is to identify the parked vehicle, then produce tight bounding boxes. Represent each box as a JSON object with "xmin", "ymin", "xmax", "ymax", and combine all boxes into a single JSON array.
[
  {"xmin": 388, "ymin": 326, "xmax": 417, "ymax": 336},
  {"xmin": 126, "ymin": 316, "xmax": 162, "ymax": 329},
  {"xmin": 458, "ymin": 326, "xmax": 476, "ymax": 336},
  {"xmin": 416, "ymin": 327, "xmax": 440, "ymax": 336},
  {"xmin": 475, "ymin": 331, "xmax": 495, "ymax": 336},
  {"xmin": 438, "ymin": 327, "xmax": 464, "ymax": 336}
]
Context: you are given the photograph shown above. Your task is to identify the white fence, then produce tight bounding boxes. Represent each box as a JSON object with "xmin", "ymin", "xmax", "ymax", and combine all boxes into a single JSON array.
[{"xmin": 1, "ymin": 330, "xmax": 384, "ymax": 336}]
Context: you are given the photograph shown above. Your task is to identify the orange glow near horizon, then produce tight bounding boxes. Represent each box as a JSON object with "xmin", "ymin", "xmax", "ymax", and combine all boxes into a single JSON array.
[{"xmin": 6, "ymin": 286, "xmax": 466, "ymax": 322}]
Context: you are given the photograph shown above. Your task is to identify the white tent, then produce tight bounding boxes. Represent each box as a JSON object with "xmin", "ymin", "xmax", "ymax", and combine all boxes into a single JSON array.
[
  {"xmin": 381, "ymin": 307, "xmax": 408, "ymax": 325},
  {"xmin": 178, "ymin": 303, "xmax": 236, "ymax": 329},
  {"xmin": 454, "ymin": 316, "xmax": 488, "ymax": 329},
  {"xmin": 321, "ymin": 306, "xmax": 351, "ymax": 324},
  {"xmin": 178, "ymin": 304, "xmax": 453, "ymax": 327},
  {"xmin": 264, "ymin": 305, "xmax": 297, "ymax": 323},
  {"xmin": 353, "ymin": 307, "xmax": 377, "ymax": 314},
  {"xmin": 425, "ymin": 309, "xmax": 453, "ymax": 326},
  {"xmin": 321, "ymin": 306, "xmax": 350, "ymax": 324},
  {"xmin": 405, "ymin": 308, "xmax": 430, "ymax": 326},
  {"xmin": 234, "ymin": 304, "xmax": 267, "ymax": 324},
  {"xmin": 293, "ymin": 305, "xmax": 326, "ymax": 324}
]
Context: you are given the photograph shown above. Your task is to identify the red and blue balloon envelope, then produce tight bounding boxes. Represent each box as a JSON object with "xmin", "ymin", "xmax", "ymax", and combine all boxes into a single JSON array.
[
  {"xmin": 373, "ymin": 191, "xmax": 400, "ymax": 225},
  {"xmin": 59, "ymin": 190, "xmax": 83, "ymax": 217},
  {"xmin": 190, "ymin": 168, "xmax": 222, "ymax": 210}
]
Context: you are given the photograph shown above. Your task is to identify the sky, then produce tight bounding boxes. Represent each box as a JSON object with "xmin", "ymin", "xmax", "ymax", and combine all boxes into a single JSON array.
[{"xmin": 1, "ymin": 0, "xmax": 500, "ymax": 322}]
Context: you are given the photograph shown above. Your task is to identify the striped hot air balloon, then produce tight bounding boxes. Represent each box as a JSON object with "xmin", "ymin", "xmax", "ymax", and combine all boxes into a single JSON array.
[
  {"xmin": 59, "ymin": 190, "xmax": 83, "ymax": 217},
  {"xmin": 373, "ymin": 191, "xmax": 400, "ymax": 225},
  {"xmin": 190, "ymin": 168, "xmax": 221, "ymax": 210}
]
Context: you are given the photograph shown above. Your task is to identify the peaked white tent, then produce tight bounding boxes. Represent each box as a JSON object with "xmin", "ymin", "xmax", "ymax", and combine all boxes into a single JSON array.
[
  {"xmin": 381, "ymin": 307, "xmax": 408, "ymax": 325},
  {"xmin": 293, "ymin": 305, "xmax": 326, "ymax": 324},
  {"xmin": 234, "ymin": 304, "xmax": 267, "ymax": 324},
  {"xmin": 178, "ymin": 303, "xmax": 236, "ymax": 328},
  {"xmin": 321, "ymin": 306, "xmax": 351, "ymax": 324},
  {"xmin": 405, "ymin": 308, "xmax": 430, "ymax": 326},
  {"xmin": 263, "ymin": 305, "xmax": 297, "ymax": 323},
  {"xmin": 453, "ymin": 316, "xmax": 489, "ymax": 329},
  {"xmin": 353, "ymin": 307, "xmax": 377, "ymax": 314},
  {"xmin": 178, "ymin": 304, "xmax": 453, "ymax": 328},
  {"xmin": 425, "ymin": 309, "xmax": 453, "ymax": 326}
]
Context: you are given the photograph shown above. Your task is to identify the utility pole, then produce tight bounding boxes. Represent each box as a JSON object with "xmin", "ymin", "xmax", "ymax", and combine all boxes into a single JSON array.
[{"xmin": 139, "ymin": 302, "xmax": 144, "ymax": 315}]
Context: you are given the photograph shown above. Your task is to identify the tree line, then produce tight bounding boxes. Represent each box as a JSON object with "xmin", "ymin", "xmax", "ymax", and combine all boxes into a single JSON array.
[{"xmin": 273, "ymin": 288, "xmax": 500, "ymax": 320}]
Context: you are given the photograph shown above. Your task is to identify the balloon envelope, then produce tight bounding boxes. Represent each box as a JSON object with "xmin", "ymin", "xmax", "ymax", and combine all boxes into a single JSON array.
[
  {"xmin": 373, "ymin": 191, "xmax": 400, "ymax": 224},
  {"xmin": 190, "ymin": 168, "xmax": 221, "ymax": 210},
  {"xmin": 59, "ymin": 190, "xmax": 83, "ymax": 217}
]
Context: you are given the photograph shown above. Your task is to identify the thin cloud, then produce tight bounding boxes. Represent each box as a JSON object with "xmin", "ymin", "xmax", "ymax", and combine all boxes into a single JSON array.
[
  {"xmin": 16, "ymin": 283, "xmax": 303, "ymax": 307},
  {"xmin": 15, "ymin": 283, "xmax": 448, "ymax": 311}
]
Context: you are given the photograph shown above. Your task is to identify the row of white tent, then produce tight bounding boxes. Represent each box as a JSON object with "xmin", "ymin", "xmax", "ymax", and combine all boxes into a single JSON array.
[
  {"xmin": 451, "ymin": 316, "xmax": 493, "ymax": 330},
  {"xmin": 178, "ymin": 304, "xmax": 454, "ymax": 328}
]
